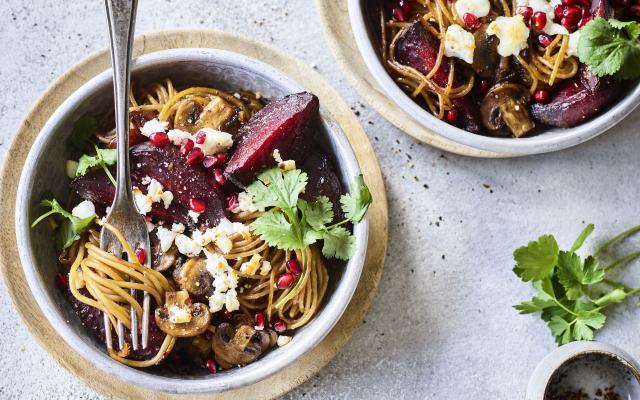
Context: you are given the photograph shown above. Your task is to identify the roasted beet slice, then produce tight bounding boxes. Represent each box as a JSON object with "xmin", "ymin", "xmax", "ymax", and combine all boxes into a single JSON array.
[
  {"xmin": 530, "ymin": 66, "xmax": 622, "ymax": 128},
  {"xmin": 224, "ymin": 92, "xmax": 319, "ymax": 184},
  {"xmin": 394, "ymin": 21, "xmax": 482, "ymax": 133},
  {"xmin": 300, "ymin": 152, "xmax": 344, "ymax": 220},
  {"xmin": 71, "ymin": 143, "xmax": 226, "ymax": 228}
]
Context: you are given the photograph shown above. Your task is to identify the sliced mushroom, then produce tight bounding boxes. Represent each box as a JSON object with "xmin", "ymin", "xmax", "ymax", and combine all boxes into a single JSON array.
[
  {"xmin": 173, "ymin": 257, "xmax": 214, "ymax": 298},
  {"xmin": 480, "ymin": 83, "xmax": 535, "ymax": 137},
  {"xmin": 151, "ymin": 239, "xmax": 180, "ymax": 272},
  {"xmin": 155, "ymin": 291, "xmax": 211, "ymax": 337},
  {"xmin": 212, "ymin": 315, "xmax": 277, "ymax": 368},
  {"xmin": 173, "ymin": 97, "xmax": 237, "ymax": 134},
  {"xmin": 472, "ymin": 24, "xmax": 500, "ymax": 79}
]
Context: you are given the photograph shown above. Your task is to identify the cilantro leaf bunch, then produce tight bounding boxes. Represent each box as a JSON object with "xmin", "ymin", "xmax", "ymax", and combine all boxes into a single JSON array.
[
  {"xmin": 75, "ymin": 145, "xmax": 117, "ymax": 185},
  {"xmin": 31, "ymin": 198, "xmax": 96, "ymax": 250},
  {"xmin": 513, "ymin": 224, "xmax": 640, "ymax": 345}
]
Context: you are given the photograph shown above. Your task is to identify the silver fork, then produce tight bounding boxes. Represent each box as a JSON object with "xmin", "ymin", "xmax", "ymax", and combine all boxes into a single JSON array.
[{"xmin": 101, "ymin": 0, "xmax": 150, "ymax": 352}]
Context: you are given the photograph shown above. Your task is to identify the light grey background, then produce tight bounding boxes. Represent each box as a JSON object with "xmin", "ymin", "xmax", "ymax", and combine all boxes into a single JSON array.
[{"xmin": 2, "ymin": 1, "xmax": 640, "ymax": 399}]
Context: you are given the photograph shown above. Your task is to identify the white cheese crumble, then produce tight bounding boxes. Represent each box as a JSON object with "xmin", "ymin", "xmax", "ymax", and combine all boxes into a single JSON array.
[
  {"xmin": 278, "ymin": 160, "xmax": 296, "ymax": 171},
  {"xmin": 71, "ymin": 200, "xmax": 95, "ymax": 219},
  {"xmin": 175, "ymin": 234, "xmax": 203, "ymax": 257},
  {"xmin": 133, "ymin": 188, "xmax": 153, "ymax": 215},
  {"xmin": 236, "ymin": 191, "xmax": 260, "ymax": 213},
  {"xmin": 168, "ymin": 305, "xmax": 192, "ymax": 324},
  {"xmin": 567, "ymin": 29, "xmax": 581, "ymax": 58},
  {"xmin": 454, "ymin": 0, "xmax": 490, "ymax": 18},
  {"xmin": 156, "ymin": 226, "xmax": 178, "ymax": 252},
  {"xmin": 240, "ymin": 254, "xmax": 262, "ymax": 275},
  {"xmin": 146, "ymin": 179, "xmax": 173, "ymax": 209},
  {"xmin": 277, "ymin": 335, "xmax": 292, "ymax": 347},
  {"xmin": 259, "ymin": 261, "xmax": 272, "ymax": 276},
  {"xmin": 487, "ymin": 16, "xmax": 530, "ymax": 57},
  {"xmin": 273, "ymin": 149, "xmax": 283, "ymax": 163},
  {"xmin": 140, "ymin": 118, "xmax": 168, "ymax": 137},
  {"xmin": 188, "ymin": 210, "xmax": 201, "ymax": 224},
  {"xmin": 167, "ymin": 128, "xmax": 192, "ymax": 145},
  {"xmin": 194, "ymin": 128, "xmax": 234, "ymax": 156},
  {"xmin": 205, "ymin": 251, "xmax": 240, "ymax": 312},
  {"xmin": 444, "ymin": 24, "xmax": 476, "ymax": 64}
]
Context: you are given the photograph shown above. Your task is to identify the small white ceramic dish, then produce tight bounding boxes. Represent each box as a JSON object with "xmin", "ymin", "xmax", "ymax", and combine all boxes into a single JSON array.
[
  {"xmin": 526, "ymin": 341, "xmax": 640, "ymax": 399},
  {"xmin": 348, "ymin": 0, "xmax": 640, "ymax": 156},
  {"xmin": 15, "ymin": 48, "xmax": 368, "ymax": 394}
]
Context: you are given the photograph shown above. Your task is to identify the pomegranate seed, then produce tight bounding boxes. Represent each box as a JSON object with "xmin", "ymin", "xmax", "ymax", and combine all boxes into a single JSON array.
[
  {"xmin": 180, "ymin": 139, "xmax": 194, "ymax": 156},
  {"xmin": 392, "ymin": 7, "xmax": 405, "ymax": 21},
  {"xmin": 532, "ymin": 11, "xmax": 547, "ymax": 30},
  {"xmin": 149, "ymin": 132, "xmax": 169, "ymax": 146},
  {"xmin": 287, "ymin": 259, "xmax": 302, "ymax": 276},
  {"xmin": 276, "ymin": 273, "xmax": 295, "ymax": 289},
  {"xmin": 206, "ymin": 359, "xmax": 217, "ymax": 374},
  {"xmin": 56, "ymin": 272, "xmax": 68, "ymax": 288},
  {"xmin": 273, "ymin": 319, "xmax": 287, "ymax": 333},
  {"xmin": 135, "ymin": 248, "xmax": 146, "ymax": 264},
  {"xmin": 554, "ymin": 5, "xmax": 564, "ymax": 19},
  {"xmin": 202, "ymin": 153, "xmax": 227, "ymax": 169},
  {"xmin": 579, "ymin": 15, "xmax": 592, "ymax": 27},
  {"xmin": 221, "ymin": 308, "xmax": 232, "ymax": 321},
  {"xmin": 562, "ymin": 6, "xmax": 581, "ymax": 18},
  {"xmin": 560, "ymin": 16, "xmax": 579, "ymax": 30},
  {"xmin": 463, "ymin": 13, "xmax": 481, "ymax": 29},
  {"xmin": 516, "ymin": 6, "xmax": 533, "ymax": 20},
  {"xmin": 538, "ymin": 34, "xmax": 553, "ymax": 47},
  {"xmin": 189, "ymin": 198, "xmax": 206, "ymax": 213},
  {"xmin": 479, "ymin": 79, "xmax": 491, "ymax": 93},
  {"xmin": 254, "ymin": 312, "xmax": 265, "ymax": 329},
  {"xmin": 399, "ymin": 0, "xmax": 413, "ymax": 12},
  {"xmin": 562, "ymin": 0, "xmax": 578, "ymax": 5},
  {"xmin": 185, "ymin": 147, "xmax": 205, "ymax": 165},
  {"xmin": 226, "ymin": 193, "xmax": 239, "ymax": 210},
  {"xmin": 533, "ymin": 89, "xmax": 551, "ymax": 103},
  {"xmin": 195, "ymin": 131, "xmax": 207, "ymax": 144},
  {"xmin": 213, "ymin": 169, "xmax": 225, "ymax": 186},
  {"xmin": 445, "ymin": 108, "xmax": 459, "ymax": 123}
]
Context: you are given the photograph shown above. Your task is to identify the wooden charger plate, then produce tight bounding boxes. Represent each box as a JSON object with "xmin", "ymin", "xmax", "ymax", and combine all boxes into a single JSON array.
[
  {"xmin": 316, "ymin": 0, "xmax": 507, "ymax": 158},
  {"xmin": 0, "ymin": 29, "xmax": 388, "ymax": 399}
]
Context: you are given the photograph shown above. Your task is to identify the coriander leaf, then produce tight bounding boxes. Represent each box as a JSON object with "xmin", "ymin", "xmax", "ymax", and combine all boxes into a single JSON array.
[
  {"xmin": 76, "ymin": 148, "xmax": 117, "ymax": 177},
  {"xmin": 514, "ymin": 296, "xmax": 556, "ymax": 314},
  {"xmin": 579, "ymin": 18, "xmax": 640, "ymax": 80},
  {"xmin": 513, "ymin": 234, "xmax": 559, "ymax": 282},
  {"xmin": 340, "ymin": 175, "xmax": 372, "ymax": 223},
  {"xmin": 98, "ymin": 148, "xmax": 117, "ymax": 165},
  {"xmin": 557, "ymin": 252, "xmax": 604, "ymax": 300},
  {"xmin": 298, "ymin": 197, "xmax": 333, "ymax": 230},
  {"xmin": 31, "ymin": 198, "xmax": 95, "ymax": 249},
  {"xmin": 570, "ymin": 224, "xmax": 594, "ymax": 252},
  {"xmin": 302, "ymin": 226, "xmax": 324, "ymax": 247},
  {"xmin": 322, "ymin": 226, "xmax": 356, "ymax": 260},
  {"xmin": 573, "ymin": 310, "xmax": 606, "ymax": 341},
  {"xmin": 609, "ymin": 19, "xmax": 640, "ymax": 38},
  {"xmin": 66, "ymin": 115, "xmax": 97, "ymax": 151},
  {"xmin": 548, "ymin": 315, "xmax": 572, "ymax": 345},
  {"xmin": 250, "ymin": 210, "xmax": 304, "ymax": 250},
  {"xmin": 57, "ymin": 220, "xmax": 80, "ymax": 250},
  {"xmin": 594, "ymin": 288, "xmax": 628, "ymax": 307},
  {"xmin": 248, "ymin": 168, "xmax": 308, "ymax": 212}
]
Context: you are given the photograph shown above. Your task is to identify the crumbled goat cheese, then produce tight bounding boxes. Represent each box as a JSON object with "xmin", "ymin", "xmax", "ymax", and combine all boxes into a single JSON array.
[
  {"xmin": 518, "ymin": 0, "xmax": 568, "ymax": 35},
  {"xmin": 567, "ymin": 29, "xmax": 580, "ymax": 58},
  {"xmin": 278, "ymin": 160, "xmax": 296, "ymax": 171},
  {"xmin": 215, "ymin": 236, "xmax": 233, "ymax": 254},
  {"xmin": 204, "ymin": 251, "xmax": 240, "ymax": 312},
  {"xmin": 133, "ymin": 188, "xmax": 153, "ymax": 215},
  {"xmin": 175, "ymin": 234, "xmax": 203, "ymax": 257},
  {"xmin": 444, "ymin": 24, "xmax": 476, "ymax": 64},
  {"xmin": 167, "ymin": 128, "xmax": 192, "ymax": 145},
  {"xmin": 168, "ymin": 305, "xmax": 192, "ymax": 324},
  {"xmin": 487, "ymin": 16, "xmax": 530, "ymax": 57},
  {"xmin": 188, "ymin": 210, "xmax": 201, "ymax": 223},
  {"xmin": 240, "ymin": 254, "xmax": 263, "ymax": 275},
  {"xmin": 146, "ymin": 178, "xmax": 173, "ymax": 209},
  {"xmin": 236, "ymin": 191, "xmax": 260, "ymax": 213},
  {"xmin": 71, "ymin": 200, "xmax": 95, "ymax": 219},
  {"xmin": 259, "ymin": 261, "xmax": 272, "ymax": 276},
  {"xmin": 455, "ymin": 0, "xmax": 491, "ymax": 18},
  {"xmin": 277, "ymin": 335, "xmax": 293, "ymax": 347},
  {"xmin": 140, "ymin": 118, "xmax": 168, "ymax": 137},
  {"xmin": 172, "ymin": 223, "xmax": 185, "ymax": 234},
  {"xmin": 156, "ymin": 226, "xmax": 179, "ymax": 252},
  {"xmin": 273, "ymin": 149, "xmax": 283, "ymax": 163},
  {"xmin": 194, "ymin": 128, "xmax": 233, "ymax": 156}
]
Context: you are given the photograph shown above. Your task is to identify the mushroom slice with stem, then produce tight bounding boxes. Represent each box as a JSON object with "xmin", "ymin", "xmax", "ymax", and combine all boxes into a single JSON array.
[
  {"xmin": 212, "ymin": 315, "xmax": 278, "ymax": 368},
  {"xmin": 155, "ymin": 290, "xmax": 211, "ymax": 337},
  {"xmin": 173, "ymin": 257, "xmax": 214, "ymax": 298},
  {"xmin": 480, "ymin": 83, "xmax": 535, "ymax": 137},
  {"xmin": 174, "ymin": 97, "xmax": 237, "ymax": 134},
  {"xmin": 472, "ymin": 24, "xmax": 500, "ymax": 79}
]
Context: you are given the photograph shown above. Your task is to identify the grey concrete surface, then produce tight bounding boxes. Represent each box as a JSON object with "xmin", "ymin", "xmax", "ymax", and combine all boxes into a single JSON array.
[{"xmin": 2, "ymin": 1, "xmax": 640, "ymax": 399}]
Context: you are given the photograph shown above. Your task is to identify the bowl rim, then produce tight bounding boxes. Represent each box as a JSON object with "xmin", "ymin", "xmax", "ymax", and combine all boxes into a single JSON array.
[
  {"xmin": 15, "ymin": 48, "xmax": 369, "ymax": 394},
  {"xmin": 348, "ymin": 0, "xmax": 640, "ymax": 156}
]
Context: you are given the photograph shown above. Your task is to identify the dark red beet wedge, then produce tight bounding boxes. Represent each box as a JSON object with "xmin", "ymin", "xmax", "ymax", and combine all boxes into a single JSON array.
[
  {"xmin": 71, "ymin": 143, "xmax": 226, "ymax": 229},
  {"xmin": 224, "ymin": 92, "xmax": 319, "ymax": 184},
  {"xmin": 530, "ymin": 66, "xmax": 622, "ymax": 128},
  {"xmin": 300, "ymin": 152, "xmax": 344, "ymax": 221},
  {"xmin": 394, "ymin": 21, "xmax": 482, "ymax": 133}
]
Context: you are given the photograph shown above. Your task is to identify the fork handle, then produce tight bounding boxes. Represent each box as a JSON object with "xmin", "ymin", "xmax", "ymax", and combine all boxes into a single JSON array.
[{"xmin": 105, "ymin": 0, "xmax": 138, "ymax": 205}]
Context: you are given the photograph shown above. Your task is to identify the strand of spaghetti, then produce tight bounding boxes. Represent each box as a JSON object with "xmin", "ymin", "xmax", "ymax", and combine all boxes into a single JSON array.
[
  {"xmin": 108, "ymin": 335, "xmax": 176, "ymax": 367},
  {"xmin": 549, "ymin": 35, "xmax": 569, "ymax": 86},
  {"xmin": 516, "ymin": 55, "xmax": 540, "ymax": 93}
]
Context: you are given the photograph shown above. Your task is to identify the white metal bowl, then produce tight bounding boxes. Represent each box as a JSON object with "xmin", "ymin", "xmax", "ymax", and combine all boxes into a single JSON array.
[
  {"xmin": 15, "ymin": 48, "xmax": 368, "ymax": 394},
  {"xmin": 348, "ymin": 0, "xmax": 640, "ymax": 156}
]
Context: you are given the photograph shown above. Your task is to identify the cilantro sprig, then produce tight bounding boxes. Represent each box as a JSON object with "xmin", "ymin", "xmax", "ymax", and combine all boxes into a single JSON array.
[
  {"xmin": 578, "ymin": 18, "xmax": 640, "ymax": 80},
  {"xmin": 247, "ymin": 167, "xmax": 372, "ymax": 308},
  {"xmin": 513, "ymin": 224, "xmax": 640, "ymax": 345},
  {"xmin": 75, "ymin": 145, "xmax": 117, "ymax": 185},
  {"xmin": 31, "ymin": 198, "xmax": 96, "ymax": 250}
]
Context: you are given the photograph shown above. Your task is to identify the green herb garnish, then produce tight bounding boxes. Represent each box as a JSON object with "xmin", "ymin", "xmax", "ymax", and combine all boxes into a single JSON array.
[
  {"xmin": 578, "ymin": 18, "xmax": 640, "ymax": 80},
  {"xmin": 76, "ymin": 145, "xmax": 117, "ymax": 185},
  {"xmin": 31, "ymin": 198, "xmax": 96, "ymax": 249},
  {"xmin": 247, "ymin": 167, "xmax": 372, "ymax": 308},
  {"xmin": 66, "ymin": 115, "xmax": 97, "ymax": 151},
  {"xmin": 513, "ymin": 224, "xmax": 640, "ymax": 345}
]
